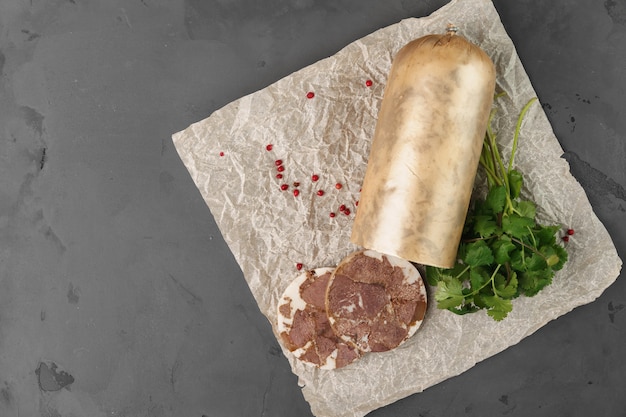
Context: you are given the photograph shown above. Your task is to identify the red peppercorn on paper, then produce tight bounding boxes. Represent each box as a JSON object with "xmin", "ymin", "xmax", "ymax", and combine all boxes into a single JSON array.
[{"xmin": 172, "ymin": 0, "xmax": 622, "ymax": 416}]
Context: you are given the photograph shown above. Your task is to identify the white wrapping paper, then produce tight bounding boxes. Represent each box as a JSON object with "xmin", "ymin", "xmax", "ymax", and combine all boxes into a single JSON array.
[{"xmin": 172, "ymin": 0, "xmax": 623, "ymax": 416}]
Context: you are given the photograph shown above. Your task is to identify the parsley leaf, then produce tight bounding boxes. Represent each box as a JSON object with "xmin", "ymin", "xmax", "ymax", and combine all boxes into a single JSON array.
[
  {"xmin": 518, "ymin": 268, "xmax": 553, "ymax": 296},
  {"xmin": 508, "ymin": 169, "xmax": 523, "ymax": 199},
  {"xmin": 473, "ymin": 215, "xmax": 499, "ymax": 237},
  {"xmin": 463, "ymin": 241, "xmax": 494, "ymax": 267},
  {"xmin": 484, "ymin": 185, "xmax": 507, "ymax": 214},
  {"xmin": 502, "ymin": 214, "xmax": 535, "ymax": 239},
  {"xmin": 492, "ymin": 236, "xmax": 516, "ymax": 264},
  {"xmin": 426, "ymin": 97, "xmax": 569, "ymax": 321},
  {"xmin": 494, "ymin": 272, "xmax": 518, "ymax": 298},
  {"xmin": 515, "ymin": 200, "xmax": 536, "ymax": 219},
  {"xmin": 470, "ymin": 267, "xmax": 489, "ymax": 291},
  {"xmin": 434, "ymin": 276, "xmax": 465, "ymax": 310},
  {"xmin": 483, "ymin": 295, "xmax": 513, "ymax": 321}
]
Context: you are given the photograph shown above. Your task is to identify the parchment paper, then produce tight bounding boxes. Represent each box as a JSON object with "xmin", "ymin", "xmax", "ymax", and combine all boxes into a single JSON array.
[{"xmin": 172, "ymin": 0, "xmax": 623, "ymax": 416}]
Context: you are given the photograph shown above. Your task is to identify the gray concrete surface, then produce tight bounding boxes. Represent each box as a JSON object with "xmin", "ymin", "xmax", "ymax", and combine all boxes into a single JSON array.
[{"xmin": 0, "ymin": 1, "xmax": 624, "ymax": 416}]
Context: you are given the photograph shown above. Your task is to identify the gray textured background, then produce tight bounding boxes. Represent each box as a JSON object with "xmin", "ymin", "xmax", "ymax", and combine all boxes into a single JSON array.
[{"xmin": 1, "ymin": 1, "xmax": 624, "ymax": 416}]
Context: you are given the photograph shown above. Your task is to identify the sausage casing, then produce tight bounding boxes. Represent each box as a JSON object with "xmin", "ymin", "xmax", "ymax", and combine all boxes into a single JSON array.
[{"xmin": 351, "ymin": 30, "xmax": 496, "ymax": 268}]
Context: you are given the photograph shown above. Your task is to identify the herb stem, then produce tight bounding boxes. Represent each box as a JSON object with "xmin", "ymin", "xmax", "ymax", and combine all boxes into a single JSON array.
[
  {"xmin": 508, "ymin": 97, "xmax": 537, "ymax": 172},
  {"xmin": 429, "ymin": 94, "xmax": 567, "ymax": 321},
  {"xmin": 505, "ymin": 262, "xmax": 513, "ymax": 285},
  {"xmin": 494, "ymin": 91, "xmax": 507, "ymax": 100},
  {"xmin": 454, "ymin": 265, "xmax": 471, "ymax": 281},
  {"xmin": 490, "ymin": 264, "xmax": 503, "ymax": 293},
  {"xmin": 479, "ymin": 145, "xmax": 501, "ymax": 187},
  {"xmin": 462, "ymin": 235, "xmax": 497, "ymax": 244},
  {"xmin": 527, "ymin": 226, "xmax": 537, "ymax": 247},
  {"xmin": 467, "ymin": 263, "xmax": 502, "ymax": 298},
  {"xmin": 510, "ymin": 236, "xmax": 548, "ymax": 261}
]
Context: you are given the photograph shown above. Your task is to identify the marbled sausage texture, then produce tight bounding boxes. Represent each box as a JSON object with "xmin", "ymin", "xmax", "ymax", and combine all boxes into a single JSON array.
[{"xmin": 351, "ymin": 31, "xmax": 496, "ymax": 268}]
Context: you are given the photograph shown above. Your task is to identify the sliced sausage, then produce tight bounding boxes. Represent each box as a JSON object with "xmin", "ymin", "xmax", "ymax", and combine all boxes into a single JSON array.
[
  {"xmin": 326, "ymin": 250, "xmax": 427, "ymax": 353},
  {"xmin": 277, "ymin": 267, "xmax": 361, "ymax": 369}
]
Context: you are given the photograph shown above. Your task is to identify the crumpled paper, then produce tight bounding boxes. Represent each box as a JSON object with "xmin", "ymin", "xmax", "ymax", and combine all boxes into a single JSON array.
[{"xmin": 171, "ymin": 0, "xmax": 623, "ymax": 416}]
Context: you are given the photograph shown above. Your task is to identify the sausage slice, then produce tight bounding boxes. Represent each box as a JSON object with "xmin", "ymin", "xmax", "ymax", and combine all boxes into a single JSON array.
[
  {"xmin": 277, "ymin": 267, "xmax": 362, "ymax": 369},
  {"xmin": 326, "ymin": 250, "xmax": 427, "ymax": 353}
]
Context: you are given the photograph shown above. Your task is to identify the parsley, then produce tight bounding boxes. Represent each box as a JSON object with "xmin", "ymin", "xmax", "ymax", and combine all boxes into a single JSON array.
[{"xmin": 426, "ymin": 96, "xmax": 568, "ymax": 321}]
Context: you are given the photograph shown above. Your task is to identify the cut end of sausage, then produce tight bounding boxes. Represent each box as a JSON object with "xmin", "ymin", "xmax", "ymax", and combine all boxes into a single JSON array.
[
  {"xmin": 277, "ymin": 267, "xmax": 362, "ymax": 369},
  {"xmin": 326, "ymin": 250, "xmax": 428, "ymax": 353}
]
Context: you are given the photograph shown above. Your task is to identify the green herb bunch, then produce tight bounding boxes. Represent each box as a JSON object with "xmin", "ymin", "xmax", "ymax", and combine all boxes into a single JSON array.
[{"xmin": 426, "ymin": 97, "xmax": 568, "ymax": 321}]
